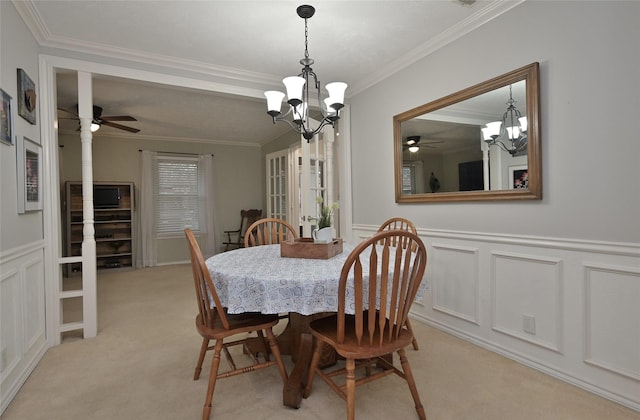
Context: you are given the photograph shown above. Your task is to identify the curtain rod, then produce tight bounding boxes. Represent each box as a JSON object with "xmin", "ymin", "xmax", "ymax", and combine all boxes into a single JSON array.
[{"xmin": 138, "ymin": 149, "xmax": 213, "ymax": 156}]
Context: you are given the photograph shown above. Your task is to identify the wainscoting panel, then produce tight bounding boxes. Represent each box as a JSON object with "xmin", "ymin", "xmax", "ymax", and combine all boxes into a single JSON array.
[
  {"xmin": 22, "ymin": 256, "xmax": 46, "ymax": 352},
  {"xmin": 584, "ymin": 263, "xmax": 640, "ymax": 381},
  {"xmin": 0, "ymin": 242, "xmax": 48, "ymax": 415},
  {"xmin": 0, "ymin": 268, "xmax": 22, "ymax": 380},
  {"xmin": 431, "ymin": 243, "xmax": 479, "ymax": 325},
  {"xmin": 491, "ymin": 251, "xmax": 563, "ymax": 352},
  {"xmin": 351, "ymin": 224, "xmax": 640, "ymax": 412}
]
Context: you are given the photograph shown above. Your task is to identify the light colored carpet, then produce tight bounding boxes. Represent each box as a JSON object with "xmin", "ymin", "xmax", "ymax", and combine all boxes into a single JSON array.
[{"xmin": 3, "ymin": 264, "xmax": 639, "ymax": 420}]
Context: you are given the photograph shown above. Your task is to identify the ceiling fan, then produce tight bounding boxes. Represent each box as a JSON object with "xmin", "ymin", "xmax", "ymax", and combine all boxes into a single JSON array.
[
  {"xmin": 403, "ymin": 135, "xmax": 443, "ymax": 152},
  {"xmin": 58, "ymin": 105, "xmax": 140, "ymax": 133}
]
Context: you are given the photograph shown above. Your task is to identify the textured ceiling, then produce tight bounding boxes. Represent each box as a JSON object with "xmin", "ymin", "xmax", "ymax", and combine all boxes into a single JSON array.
[{"xmin": 15, "ymin": 0, "xmax": 522, "ymax": 145}]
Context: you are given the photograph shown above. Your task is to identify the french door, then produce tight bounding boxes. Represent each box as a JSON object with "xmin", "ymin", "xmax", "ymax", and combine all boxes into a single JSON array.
[{"xmin": 265, "ymin": 122, "xmax": 337, "ymax": 238}]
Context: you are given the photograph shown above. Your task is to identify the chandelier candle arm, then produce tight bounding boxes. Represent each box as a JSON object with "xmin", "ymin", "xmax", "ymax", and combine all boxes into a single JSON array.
[{"xmin": 264, "ymin": 4, "xmax": 347, "ymax": 142}]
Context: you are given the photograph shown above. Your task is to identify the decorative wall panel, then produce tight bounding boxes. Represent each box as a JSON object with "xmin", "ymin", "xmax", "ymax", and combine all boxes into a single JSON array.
[
  {"xmin": 491, "ymin": 251, "xmax": 563, "ymax": 352},
  {"xmin": 584, "ymin": 263, "xmax": 640, "ymax": 381},
  {"xmin": 431, "ymin": 244, "xmax": 479, "ymax": 324}
]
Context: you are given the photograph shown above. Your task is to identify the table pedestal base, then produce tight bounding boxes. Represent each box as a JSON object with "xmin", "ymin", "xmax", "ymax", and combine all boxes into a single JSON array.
[
  {"xmin": 279, "ymin": 313, "xmax": 336, "ymax": 409},
  {"xmin": 244, "ymin": 312, "xmax": 336, "ymax": 408}
]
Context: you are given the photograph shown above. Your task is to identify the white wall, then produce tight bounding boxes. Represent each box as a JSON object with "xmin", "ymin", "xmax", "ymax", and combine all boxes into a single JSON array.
[
  {"xmin": 0, "ymin": 1, "xmax": 43, "ymax": 250},
  {"xmin": 350, "ymin": 1, "xmax": 640, "ymax": 411},
  {"xmin": 0, "ymin": 1, "xmax": 48, "ymax": 414},
  {"xmin": 350, "ymin": 1, "xmax": 639, "ymax": 243}
]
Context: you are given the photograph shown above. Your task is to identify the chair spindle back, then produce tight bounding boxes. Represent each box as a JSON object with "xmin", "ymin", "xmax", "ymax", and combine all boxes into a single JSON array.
[{"xmin": 337, "ymin": 230, "xmax": 426, "ymax": 347}]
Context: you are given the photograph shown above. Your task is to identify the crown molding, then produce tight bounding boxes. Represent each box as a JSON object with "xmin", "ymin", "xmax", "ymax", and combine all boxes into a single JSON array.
[
  {"xmin": 57, "ymin": 129, "xmax": 262, "ymax": 148},
  {"xmin": 14, "ymin": 0, "xmax": 524, "ymax": 98},
  {"xmin": 12, "ymin": 0, "xmax": 280, "ymax": 89},
  {"xmin": 348, "ymin": 0, "xmax": 525, "ymax": 96}
]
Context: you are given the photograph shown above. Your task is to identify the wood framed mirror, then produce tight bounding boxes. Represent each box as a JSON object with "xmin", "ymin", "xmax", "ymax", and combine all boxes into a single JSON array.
[{"xmin": 394, "ymin": 62, "xmax": 541, "ymax": 203}]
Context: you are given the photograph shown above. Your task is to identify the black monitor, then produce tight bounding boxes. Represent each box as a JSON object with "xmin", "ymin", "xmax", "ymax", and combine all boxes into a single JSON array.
[{"xmin": 94, "ymin": 187, "xmax": 120, "ymax": 208}]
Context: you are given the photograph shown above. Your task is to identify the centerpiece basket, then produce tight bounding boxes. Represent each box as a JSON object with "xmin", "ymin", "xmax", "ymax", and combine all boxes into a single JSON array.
[{"xmin": 280, "ymin": 237, "xmax": 343, "ymax": 260}]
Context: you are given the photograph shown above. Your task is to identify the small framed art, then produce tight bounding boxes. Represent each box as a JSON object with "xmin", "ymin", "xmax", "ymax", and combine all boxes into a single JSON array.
[
  {"xmin": 17, "ymin": 68, "xmax": 37, "ymax": 125},
  {"xmin": 16, "ymin": 135, "xmax": 43, "ymax": 213},
  {"xmin": 1, "ymin": 89, "xmax": 13, "ymax": 145},
  {"xmin": 509, "ymin": 165, "xmax": 528, "ymax": 190}
]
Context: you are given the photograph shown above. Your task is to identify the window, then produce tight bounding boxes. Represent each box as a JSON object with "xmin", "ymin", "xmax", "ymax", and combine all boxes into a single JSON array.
[
  {"xmin": 155, "ymin": 155, "xmax": 200, "ymax": 236},
  {"xmin": 402, "ymin": 165, "xmax": 416, "ymax": 195},
  {"xmin": 402, "ymin": 161, "xmax": 424, "ymax": 194}
]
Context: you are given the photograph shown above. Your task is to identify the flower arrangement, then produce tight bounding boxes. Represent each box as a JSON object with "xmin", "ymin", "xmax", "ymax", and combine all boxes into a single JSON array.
[{"xmin": 316, "ymin": 196, "xmax": 339, "ymax": 229}]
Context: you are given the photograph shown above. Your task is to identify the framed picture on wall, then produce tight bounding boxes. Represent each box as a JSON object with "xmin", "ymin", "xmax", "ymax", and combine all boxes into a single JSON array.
[
  {"xmin": 16, "ymin": 135, "xmax": 43, "ymax": 213},
  {"xmin": 1, "ymin": 89, "xmax": 13, "ymax": 145},
  {"xmin": 17, "ymin": 68, "xmax": 37, "ymax": 125},
  {"xmin": 509, "ymin": 165, "xmax": 528, "ymax": 190}
]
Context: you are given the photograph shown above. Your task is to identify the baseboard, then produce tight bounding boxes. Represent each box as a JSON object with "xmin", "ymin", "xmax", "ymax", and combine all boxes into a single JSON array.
[{"xmin": 412, "ymin": 313, "xmax": 640, "ymax": 413}]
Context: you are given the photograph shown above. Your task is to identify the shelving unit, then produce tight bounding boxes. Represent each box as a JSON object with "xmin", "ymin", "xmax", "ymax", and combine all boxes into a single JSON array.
[{"xmin": 65, "ymin": 181, "xmax": 135, "ymax": 275}]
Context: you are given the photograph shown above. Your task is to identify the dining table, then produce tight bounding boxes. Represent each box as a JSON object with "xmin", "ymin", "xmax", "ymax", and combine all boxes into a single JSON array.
[{"xmin": 205, "ymin": 241, "xmax": 427, "ymax": 408}]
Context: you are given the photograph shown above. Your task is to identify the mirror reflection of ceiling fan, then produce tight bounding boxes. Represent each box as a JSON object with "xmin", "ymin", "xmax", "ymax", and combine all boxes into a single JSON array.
[
  {"xmin": 403, "ymin": 135, "xmax": 443, "ymax": 152},
  {"xmin": 58, "ymin": 105, "xmax": 140, "ymax": 133}
]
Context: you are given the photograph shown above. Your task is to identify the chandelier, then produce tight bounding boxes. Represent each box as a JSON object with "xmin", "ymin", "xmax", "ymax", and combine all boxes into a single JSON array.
[
  {"xmin": 264, "ymin": 5, "xmax": 347, "ymax": 142},
  {"xmin": 481, "ymin": 85, "xmax": 528, "ymax": 156}
]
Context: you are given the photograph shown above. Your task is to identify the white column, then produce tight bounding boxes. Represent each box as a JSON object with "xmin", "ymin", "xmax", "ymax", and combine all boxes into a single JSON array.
[{"xmin": 78, "ymin": 72, "xmax": 97, "ymax": 338}]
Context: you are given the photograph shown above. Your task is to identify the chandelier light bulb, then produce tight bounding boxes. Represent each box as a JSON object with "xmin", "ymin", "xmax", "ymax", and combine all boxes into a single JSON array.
[
  {"xmin": 265, "ymin": 91, "xmax": 285, "ymax": 116},
  {"xmin": 283, "ymin": 76, "xmax": 305, "ymax": 106},
  {"xmin": 519, "ymin": 116, "xmax": 528, "ymax": 132},
  {"xmin": 325, "ymin": 82, "xmax": 348, "ymax": 109}
]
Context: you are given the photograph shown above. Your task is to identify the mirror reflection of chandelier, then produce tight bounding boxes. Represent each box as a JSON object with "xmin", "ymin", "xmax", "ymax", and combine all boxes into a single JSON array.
[
  {"xmin": 264, "ymin": 5, "xmax": 348, "ymax": 142},
  {"xmin": 482, "ymin": 85, "xmax": 528, "ymax": 156}
]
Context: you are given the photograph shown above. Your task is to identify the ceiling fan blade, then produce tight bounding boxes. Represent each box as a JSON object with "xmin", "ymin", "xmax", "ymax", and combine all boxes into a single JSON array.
[
  {"xmin": 101, "ymin": 115, "xmax": 137, "ymax": 122},
  {"xmin": 100, "ymin": 120, "xmax": 140, "ymax": 133}
]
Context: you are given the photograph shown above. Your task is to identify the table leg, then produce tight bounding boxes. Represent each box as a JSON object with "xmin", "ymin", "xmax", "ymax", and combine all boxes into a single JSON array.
[
  {"xmin": 283, "ymin": 331, "xmax": 313, "ymax": 408},
  {"xmin": 281, "ymin": 313, "xmax": 337, "ymax": 408}
]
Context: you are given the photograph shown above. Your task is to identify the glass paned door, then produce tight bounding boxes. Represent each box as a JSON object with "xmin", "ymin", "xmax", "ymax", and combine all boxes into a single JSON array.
[{"xmin": 266, "ymin": 150, "xmax": 288, "ymax": 220}]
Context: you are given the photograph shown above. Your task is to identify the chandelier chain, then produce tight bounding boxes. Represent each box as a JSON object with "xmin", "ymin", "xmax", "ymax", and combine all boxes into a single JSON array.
[{"xmin": 304, "ymin": 17, "xmax": 309, "ymax": 60}]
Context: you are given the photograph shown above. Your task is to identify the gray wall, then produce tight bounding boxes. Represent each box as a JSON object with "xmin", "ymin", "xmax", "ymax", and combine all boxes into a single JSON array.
[
  {"xmin": 350, "ymin": 1, "xmax": 639, "ymax": 243},
  {"xmin": 0, "ymin": 2, "xmax": 42, "ymax": 251},
  {"xmin": 59, "ymin": 133, "xmax": 263, "ymax": 263}
]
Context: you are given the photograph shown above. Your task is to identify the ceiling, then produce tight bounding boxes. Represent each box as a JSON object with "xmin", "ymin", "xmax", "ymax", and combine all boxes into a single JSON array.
[{"xmin": 15, "ymin": 0, "xmax": 522, "ymax": 146}]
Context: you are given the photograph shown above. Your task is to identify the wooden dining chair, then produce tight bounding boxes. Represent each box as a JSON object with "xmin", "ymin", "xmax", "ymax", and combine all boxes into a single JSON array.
[
  {"xmin": 303, "ymin": 230, "xmax": 428, "ymax": 420},
  {"xmin": 184, "ymin": 228, "xmax": 288, "ymax": 420},
  {"xmin": 377, "ymin": 217, "xmax": 420, "ymax": 350},
  {"xmin": 222, "ymin": 209, "xmax": 262, "ymax": 251},
  {"xmin": 244, "ymin": 217, "xmax": 298, "ymax": 247}
]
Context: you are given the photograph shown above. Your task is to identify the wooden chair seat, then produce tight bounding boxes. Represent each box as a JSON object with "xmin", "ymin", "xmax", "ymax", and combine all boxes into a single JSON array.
[
  {"xmin": 309, "ymin": 313, "xmax": 414, "ymax": 359},
  {"xmin": 195, "ymin": 311, "xmax": 281, "ymax": 340}
]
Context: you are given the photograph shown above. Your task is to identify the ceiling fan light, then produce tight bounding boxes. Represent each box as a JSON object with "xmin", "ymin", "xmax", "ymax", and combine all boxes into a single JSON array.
[
  {"xmin": 90, "ymin": 122, "xmax": 100, "ymax": 132},
  {"xmin": 408, "ymin": 145, "xmax": 420, "ymax": 153},
  {"xmin": 283, "ymin": 76, "xmax": 305, "ymax": 105}
]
